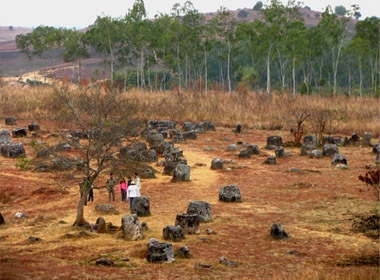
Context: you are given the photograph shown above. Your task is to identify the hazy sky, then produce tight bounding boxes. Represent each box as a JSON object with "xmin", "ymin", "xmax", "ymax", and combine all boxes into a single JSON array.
[{"xmin": 0, "ymin": 0, "xmax": 379, "ymax": 28}]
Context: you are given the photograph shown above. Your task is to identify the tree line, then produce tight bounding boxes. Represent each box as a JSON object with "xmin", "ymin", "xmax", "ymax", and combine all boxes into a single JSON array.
[{"xmin": 15, "ymin": 0, "xmax": 380, "ymax": 97}]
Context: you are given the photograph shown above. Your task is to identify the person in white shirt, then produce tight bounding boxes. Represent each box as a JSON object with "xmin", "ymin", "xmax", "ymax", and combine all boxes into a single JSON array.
[
  {"xmin": 127, "ymin": 181, "xmax": 141, "ymax": 210},
  {"xmin": 134, "ymin": 173, "xmax": 141, "ymax": 190}
]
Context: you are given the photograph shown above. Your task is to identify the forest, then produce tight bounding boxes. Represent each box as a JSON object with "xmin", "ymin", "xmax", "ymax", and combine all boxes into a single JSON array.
[{"xmin": 14, "ymin": 0, "xmax": 380, "ymax": 97}]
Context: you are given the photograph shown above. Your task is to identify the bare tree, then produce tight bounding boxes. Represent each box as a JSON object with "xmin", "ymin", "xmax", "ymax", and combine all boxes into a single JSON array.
[{"xmin": 52, "ymin": 85, "xmax": 140, "ymax": 226}]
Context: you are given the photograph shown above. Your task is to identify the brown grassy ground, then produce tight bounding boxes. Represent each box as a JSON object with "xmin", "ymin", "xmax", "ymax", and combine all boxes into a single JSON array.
[{"xmin": 0, "ymin": 87, "xmax": 379, "ymax": 279}]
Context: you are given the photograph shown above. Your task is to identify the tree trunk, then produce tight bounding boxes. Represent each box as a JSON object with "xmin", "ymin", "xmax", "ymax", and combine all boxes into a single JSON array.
[{"xmin": 72, "ymin": 184, "xmax": 89, "ymax": 227}]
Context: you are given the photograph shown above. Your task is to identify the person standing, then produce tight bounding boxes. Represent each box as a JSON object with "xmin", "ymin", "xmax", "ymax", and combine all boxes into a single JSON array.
[
  {"xmin": 119, "ymin": 178, "xmax": 127, "ymax": 202},
  {"xmin": 127, "ymin": 181, "xmax": 141, "ymax": 211},
  {"xmin": 134, "ymin": 173, "xmax": 141, "ymax": 190},
  {"xmin": 88, "ymin": 183, "xmax": 94, "ymax": 202},
  {"xmin": 106, "ymin": 172, "xmax": 117, "ymax": 202}
]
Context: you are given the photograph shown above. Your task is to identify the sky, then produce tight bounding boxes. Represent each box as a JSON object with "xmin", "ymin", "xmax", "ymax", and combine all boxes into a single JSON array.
[{"xmin": 0, "ymin": 0, "xmax": 379, "ymax": 28}]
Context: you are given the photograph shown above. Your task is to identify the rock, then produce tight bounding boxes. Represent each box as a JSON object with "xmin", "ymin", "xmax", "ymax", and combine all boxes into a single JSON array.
[
  {"xmin": 96, "ymin": 258, "xmax": 114, "ymax": 266},
  {"xmin": 264, "ymin": 155, "xmax": 277, "ymax": 165},
  {"xmin": 0, "ymin": 212, "xmax": 5, "ymax": 225},
  {"xmin": 172, "ymin": 164, "xmax": 190, "ymax": 182},
  {"xmin": 322, "ymin": 144, "xmax": 339, "ymax": 157},
  {"xmin": 247, "ymin": 144, "xmax": 260, "ymax": 155},
  {"xmin": 186, "ymin": 200, "xmax": 213, "ymax": 223},
  {"xmin": 266, "ymin": 136, "xmax": 283, "ymax": 150},
  {"xmin": 300, "ymin": 144, "xmax": 316, "ymax": 156},
  {"xmin": 12, "ymin": 128, "xmax": 27, "ymax": 138},
  {"xmin": 175, "ymin": 213, "xmax": 200, "ymax": 234},
  {"xmin": 95, "ymin": 204, "xmax": 118, "ymax": 215},
  {"xmin": 176, "ymin": 246, "xmax": 191, "ymax": 258},
  {"xmin": 275, "ymin": 146, "xmax": 286, "ymax": 158},
  {"xmin": 211, "ymin": 157, "xmax": 223, "ymax": 169},
  {"xmin": 28, "ymin": 122, "xmax": 40, "ymax": 131},
  {"xmin": 270, "ymin": 223, "xmax": 289, "ymax": 239},
  {"xmin": 131, "ymin": 196, "xmax": 151, "ymax": 217},
  {"xmin": 1, "ymin": 143, "xmax": 26, "ymax": 158},
  {"xmin": 238, "ymin": 149, "xmax": 252, "ymax": 158},
  {"xmin": 0, "ymin": 129, "xmax": 12, "ymax": 145},
  {"xmin": 163, "ymin": 225, "xmax": 185, "ymax": 241},
  {"xmin": 121, "ymin": 214, "xmax": 144, "ymax": 241},
  {"xmin": 95, "ymin": 217, "xmax": 107, "ymax": 233},
  {"xmin": 15, "ymin": 212, "xmax": 27, "ymax": 219},
  {"xmin": 331, "ymin": 154, "xmax": 347, "ymax": 165},
  {"xmin": 147, "ymin": 238, "xmax": 175, "ymax": 263},
  {"xmin": 5, "ymin": 116, "xmax": 17, "ymax": 125},
  {"xmin": 219, "ymin": 184, "xmax": 242, "ymax": 202}
]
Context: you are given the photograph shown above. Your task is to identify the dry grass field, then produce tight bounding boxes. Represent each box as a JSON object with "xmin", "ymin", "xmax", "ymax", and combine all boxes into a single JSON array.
[{"xmin": 0, "ymin": 85, "xmax": 379, "ymax": 279}]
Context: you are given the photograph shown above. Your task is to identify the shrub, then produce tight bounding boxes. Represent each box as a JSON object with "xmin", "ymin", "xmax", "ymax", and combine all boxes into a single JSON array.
[{"xmin": 358, "ymin": 165, "xmax": 380, "ymax": 200}]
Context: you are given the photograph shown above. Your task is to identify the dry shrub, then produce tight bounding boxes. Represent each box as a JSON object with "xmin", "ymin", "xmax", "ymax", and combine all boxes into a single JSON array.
[{"xmin": 1, "ymin": 85, "xmax": 378, "ymax": 139}]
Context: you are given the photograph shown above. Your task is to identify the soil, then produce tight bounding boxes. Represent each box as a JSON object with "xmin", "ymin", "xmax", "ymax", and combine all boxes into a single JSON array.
[{"xmin": 0, "ymin": 120, "xmax": 379, "ymax": 279}]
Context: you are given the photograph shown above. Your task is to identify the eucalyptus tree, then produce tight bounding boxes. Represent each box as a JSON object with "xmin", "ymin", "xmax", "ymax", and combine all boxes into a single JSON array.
[
  {"xmin": 271, "ymin": 0, "xmax": 304, "ymax": 93},
  {"xmin": 252, "ymin": 0, "xmax": 294, "ymax": 97},
  {"xmin": 16, "ymin": 26, "xmax": 89, "ymax": 83},
  {"xmin": 318, "ymin": 6, "xmax": 349, "ymax": 96},
  {"xmin": 84, "ymin": 15, "xmax": 125, "ymax": 85},
  {"xmin": 149, "ymin": 13, "xmax": 175, "ymax": 91},
  {"xmin": 354, "ymin": 17, "xmax": 380, "ymax": 94},
  {"xmin": 208, "ymin": 6, "xmax": 237, "ymax": 93},
  {"xmin": 61, "ymin": 29, "xmax": 91, "ymax": 83},
  {"xmin": 125, "ymin": 0, "xmax": 151, "ymax": 90}
]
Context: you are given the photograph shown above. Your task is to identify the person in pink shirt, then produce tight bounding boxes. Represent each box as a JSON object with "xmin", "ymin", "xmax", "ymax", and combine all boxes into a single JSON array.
[{"xmin": 119, "ymin": 177, "xmax": 127, "ymax": 202}]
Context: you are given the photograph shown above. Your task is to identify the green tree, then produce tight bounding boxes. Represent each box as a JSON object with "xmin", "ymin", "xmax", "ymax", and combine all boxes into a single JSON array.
[
  {"xmin": 354, "ymin": 17, "xmax": 380, "ymax": 94},
  {"xmin": 334, "ymin": 5, "xmax": 347, "ymax": 16},
  {"xmin": 209, "ymin": 6, "xmax": 237, "ymax": 93},
  {"xmin": 318, "ymin": 6, "xmax": 349, "ymax": 96},
  {"xmin": 84, "ymin": 15, "xmax": 125, "ymax": 85}
]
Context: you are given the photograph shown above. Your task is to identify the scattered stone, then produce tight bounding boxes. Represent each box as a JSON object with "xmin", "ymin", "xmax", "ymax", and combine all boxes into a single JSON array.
[
  {"xmin": 220, "ymin": 256, "xmax": 236, "ymax": 266},
  {"xmin": 147, "ymin": 238, "xmax": 175, "ymax": 263},
  {"xmin": 322, "ymin": 144, "xmax": 339, "ymax": 157},
  {"xmin": 96, "ymin": 258, "xmax": 114, "ymax": 266},
  {"xmin": 233, "ymin": 123, "xmax": 242, "ymax": 133},
  {"xmin": 176, "ymin": 246, "xmax": 191, "ymax": 258},
  {"xmin": 264, "ymin": 155, "xmax": 276, "ymax": 165},
  {"xmin": 1, "ymin": 143, "xmax": 26, "ymax": 158},
  {"xmin": 95, "ymin": 217, "xmax": 107, "ymax": 233},
  {"xmin": 289, "ymin": 167, "xmax": 301, "ymax": 173},
  {"xmin": 331, "ymin": 154, "xmax": 347, "ymax": 165},
  {"xmin": 121, "ymin": 214, "xmax": 144, "ymax": 241},
  {"xmin": 28, "ymin": 122, "xmax": 40, "ymax": 131},
  {"xmin": 309, "ymin": 149, "xmax": 323, "ymax": 158},
  {"xmin": 0, "ymin": 129, "xmax": 12, "ymax": 145},
  {"xmin": 227, "ymin": 144, "xmax": 237, "ymax": 151},
  {"xmin": 363, "ymin": 132, "xmax": 372, "ymax": 146},
  {"xmin": 205, "ymin": 228, "xmax": 216, "ymax": 235},
  {"xmin": 5, "ymin": 116, "xmax": 17, "ymax": 125},
  {"xmin": 247, "ymin": 144, "xmax": 260, "ymax": 155},
  {"xmin": 131, "ymin": 196, "xmax": 151, "ymax": 217},
  {"xmin": 15, "ymin": 212, "xmax": 27, "ymax": 219},
  {"xmin": 0, "ymin": 212, "xmax": 5, "ymax": 225},
  {"xmin": 186, "ymin": 200, "xmax": 213, "ymax": 223},
  {"xmin": 27, "ymin": 236, "xmax": 41, "ymax": 243},
  {"xmin": 12, "ymin": 128, "xmax": 27, "ymax": 138},
  {"xmin": 163, "ymin": 225, "xmax": 185, "ymax": 241},
  {"xmin": 270, "ymin": 223, "xmax": 289, "ymax": 239},
  {"xmin": 175, "ymin": 213, "xmax": 200, "ymax": 234},
  {"xmin": 238, "ymin": 149, "xmax": 252, "ymax": 158},
  {"xmin": 95, "ymin": 204, "xmax": 118, "ymax": 215},
  {"xmin": 219, "ymin": 184, "xmax": 242, "ymax": 202},
  {"xmin": 275, "ymin": 146, "xmax": 286, "ymax": 158},
  {"xmin": 300, "ymin": 144, "xmax": 316, "ymax": 156},
  {"xmin": 171, "ymin": 164, "xmax": 190, "ymax": 182},
  {"xmin": 303, "ymin": 135, "xmax": 317, "ymax": 145},
  {"xmin": 211, "ymin": 157, "xmax": 223, "ymax": 170},
  {"xmin": 266, "ymin": 136, "xmax": 283, "ymax": 150}
]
